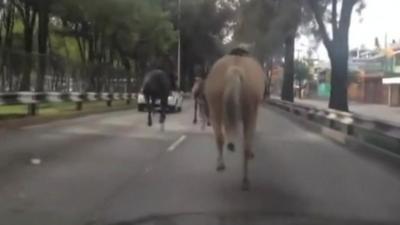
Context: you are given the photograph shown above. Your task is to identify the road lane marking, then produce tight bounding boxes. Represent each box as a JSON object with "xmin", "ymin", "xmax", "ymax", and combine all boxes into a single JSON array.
[{"xmin": 167, "ymin": 135, "xmax": 187, "ymax": 152}]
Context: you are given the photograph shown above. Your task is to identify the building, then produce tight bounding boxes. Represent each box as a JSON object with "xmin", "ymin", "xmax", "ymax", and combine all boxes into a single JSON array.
[
  {"xmin": 383, "ymin": 77, "xmax": 400, "ymax": 106},
  {"xmin": 381, "ymin": 46, "xmax": 400, "ymax": 106},
  {"xmin": 348, "ymin": 43, "xmax": 400, "ymax": 107},
  {"xmin": 348, "ymin": 53, "xmax": 387, "ymax": 104}
]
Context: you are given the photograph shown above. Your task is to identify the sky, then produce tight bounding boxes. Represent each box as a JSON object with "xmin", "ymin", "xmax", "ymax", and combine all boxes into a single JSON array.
[{"xmin": 298, "ymin": 0, "xmax": 400, "ymax": 60}]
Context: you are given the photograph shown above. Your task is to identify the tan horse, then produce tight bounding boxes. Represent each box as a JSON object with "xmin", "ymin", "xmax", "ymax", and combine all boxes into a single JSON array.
[
  {"xmin": 204, "ymin": 49, "xmax": 265, "ymax": 191},
  {"xmin": 192, "ymin": 76, "xmax": 210, "ymax": 130}
]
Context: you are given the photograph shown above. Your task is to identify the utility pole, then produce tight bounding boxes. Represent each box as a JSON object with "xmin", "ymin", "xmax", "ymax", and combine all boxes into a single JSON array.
[{"xmin": 177, "ymin": 0, "xmax": 182, "ymax": 90}]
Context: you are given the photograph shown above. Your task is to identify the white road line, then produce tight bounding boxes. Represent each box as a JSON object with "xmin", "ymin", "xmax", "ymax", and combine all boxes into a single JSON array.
[{"xmin": 167, "ymin": 135, "xmax": 187, "ymax": 152}]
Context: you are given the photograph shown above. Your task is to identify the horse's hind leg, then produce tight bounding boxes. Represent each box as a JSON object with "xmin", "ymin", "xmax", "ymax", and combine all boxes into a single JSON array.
[
  {"xmin": 193, "ymin": 98, "xmax": 198, "ymax": 124},
  {"xmin": 216, "ymin": 129, "xmax": 225, "ymax": 172},
  {"xmin": 146, "ymin": 96, "xmax": 153, "ymax": 127},
  {"xmin": 159, "ymin": 97, "xmax": 167, "ymax": 131},
  {"xmin": 198, "ymin": 100, "xmax": 206, "ymax": 130},
  {"xmin": 211, "ymin": 110, "xmax": 225, "ymax": 172},
  {"xmin": 205, "ymin": 102, "xmax": 211, "ymax": 126},
  {"xmin": 241, "ymin": 107, "xmax": 258, "ymax": 191},
  {"xmin": 241, "ymin": 149, "xmax": 250, "ymax": 191}
]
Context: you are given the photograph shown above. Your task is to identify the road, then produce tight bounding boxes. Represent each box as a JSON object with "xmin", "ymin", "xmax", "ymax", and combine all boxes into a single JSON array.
[{"xmin": 1, "ymin": 100, "xmax": 400, "ymax": 225}]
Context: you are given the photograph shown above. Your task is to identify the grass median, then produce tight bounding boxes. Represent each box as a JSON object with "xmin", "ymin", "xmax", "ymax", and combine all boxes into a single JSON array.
[{"xmin": 0, "ymin": 100, "xmax": 136, "ymax": 121}]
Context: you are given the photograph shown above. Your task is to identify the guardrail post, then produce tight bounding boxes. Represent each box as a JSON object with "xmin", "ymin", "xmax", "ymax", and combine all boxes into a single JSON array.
[
  {"xmin": 346, "ymin": 125, "xmax": 354, "ymax": 135},
  {"xmin": 267, "ymin": 98, "xmax": 400, "ymax": 154},
  {"xmin": 76, "ymin": 102, "xmax": 83, "ymax": 111},
  {"xmin": 328, "ymin": 119, "xmax": 334, "ymax": 128},
  {"xmin": 27, "ymin": 103, "xmax": 38, "ymax": 116},
  {"xmin": 126, "ymin": 93, "xmax": 133, "ymax": 105}
]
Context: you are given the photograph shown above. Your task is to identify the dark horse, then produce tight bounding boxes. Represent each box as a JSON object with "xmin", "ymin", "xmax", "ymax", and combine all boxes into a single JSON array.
[
  {"xmin": 141, "ymin": 69, "xmax": 174, "ymax": 131},
  {"xmin": 192, "ymin": 76, "xmax": 210, "ymax": 129}
]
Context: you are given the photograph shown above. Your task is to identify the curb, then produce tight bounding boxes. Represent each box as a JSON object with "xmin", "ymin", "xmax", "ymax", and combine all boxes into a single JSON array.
[{"xmin": 267, "ymin": 106, "xmax": 400, "ymax": 167}]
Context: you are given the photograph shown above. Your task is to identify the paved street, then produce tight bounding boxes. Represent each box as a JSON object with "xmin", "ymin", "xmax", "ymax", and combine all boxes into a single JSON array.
[{"xmin": 1, "ymin": 100, "xmax": 400, "ymax": 225}]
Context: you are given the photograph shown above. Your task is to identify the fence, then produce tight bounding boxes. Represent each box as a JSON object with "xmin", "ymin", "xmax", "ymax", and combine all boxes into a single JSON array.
[
  {"xmin": 0, "ymin": 92, "xmax": 137, "ymax": 116},
  {"xmin": 267, "ymin": 98, "xmax": 400, "ymax": 156},
  {"xmin": 0, "ymin": 48, "xmax": 132, "ymax": 93},
  {"xmin": 0, "ymin": 49, "xmax": 138, "ymax": 116}
]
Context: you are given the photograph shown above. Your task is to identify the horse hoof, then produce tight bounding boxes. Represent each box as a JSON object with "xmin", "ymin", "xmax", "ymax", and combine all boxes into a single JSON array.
[
  {"xmin": 227, "ymin": 143, "xmax": 235, "ymax": 152},
  {"xmin": 148, "ymin": 122, "xmax": 153, "ymax": 127},
  {"xmin": 207, "ymin": 122, "xmax": 211, "ymax": 126},
  {"xmin": 193, "ymin": 120, "xmax": 197, "ymax": 124},
  {"xmin": 216, "ymin": 163, "xmax": 226, "ymax": 172},
  {"xmin": 241, "ymin": 179, "xmax": 250, "ymax": 191}
]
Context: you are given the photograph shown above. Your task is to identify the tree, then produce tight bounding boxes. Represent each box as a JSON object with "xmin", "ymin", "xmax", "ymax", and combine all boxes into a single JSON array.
[
  {"xmin": 282, "ymin": 34, "xmax": 295, "ymax": 101},
  {"xmin": 165, "ymin": 0, "xmax": 234, "ymax": 90},
  {"xmin": 13, "ymin": 0, "xmax": 38, "ymax": 91},
  {"xmin": 307, "ymin": 0, "xmax": 365, "ymax": 111},
  {"xmin": 36, "ymin": 0, "xmax": 51, "ymax": 91},
  {"xmin": 294, "ymin": 59, "xmax": 312, "ymax": 98},
  {"xmin": 234, "ymin": 0, "xmax": 303, "ymax": 102},
  {"xmin": 52, "ymin": 0, "xmax": 177, "ymax": 92},
  {"xmin": 0, "ymin": 1, "xmax": 16, "ymax": 49},
  {"xmin": 1, "ymin": 0, "xmax": 178, "ymax": 92}
]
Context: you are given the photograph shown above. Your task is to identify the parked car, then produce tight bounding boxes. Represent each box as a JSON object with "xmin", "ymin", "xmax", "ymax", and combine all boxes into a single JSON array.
[{"xmin": 137, "ymin": 91, "xmax": 183, "ymax": 112}]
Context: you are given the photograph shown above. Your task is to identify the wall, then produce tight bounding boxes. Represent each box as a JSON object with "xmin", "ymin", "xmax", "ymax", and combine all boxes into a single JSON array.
[{"xmin": 389, "ymin": 84, "xmax": 400, "ymax": 107}]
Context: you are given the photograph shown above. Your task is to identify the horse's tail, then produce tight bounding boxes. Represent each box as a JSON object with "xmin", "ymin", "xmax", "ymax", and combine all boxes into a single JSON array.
[{"xmin": 223, "ymin": 66, "xmax": 243, "ymax": 152}]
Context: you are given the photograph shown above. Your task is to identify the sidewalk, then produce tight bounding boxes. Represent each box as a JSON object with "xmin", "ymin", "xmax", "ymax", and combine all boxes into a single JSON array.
[{"xmin": 295, "ymin": 98, "xmax": 400, "ymax": 126}]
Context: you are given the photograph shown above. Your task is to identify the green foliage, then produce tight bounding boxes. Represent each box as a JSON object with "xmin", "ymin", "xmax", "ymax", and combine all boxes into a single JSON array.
[
  {"xmin": 50, "ymin": 34, "xmax": 81, "ymax": 61},
  {"xmin": 51, "ymin": 0, "xmax": 177, "ymax": 65},
  {"xmin": 12, "ymin": 18, "xmax": 24, "ymax": 34},
  {"xmin": 294, "ymin": 60, "xmax": 312, "ymax": 83},
  {"xmin": 1, "ymin": 0, "xmax": 237, "ymax": 92},
  {"xmin": 234, "ymin": 0, "xmax": 302, "ymax": 61},
  {"xmin": 178, "ymin": 0, "xmax": 234, "ymax": 71}
]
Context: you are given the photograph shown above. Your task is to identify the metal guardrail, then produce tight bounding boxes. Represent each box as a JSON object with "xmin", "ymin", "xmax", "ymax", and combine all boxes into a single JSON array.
[
  {"xmin": 0, "ymin": 92, "xmax": 137, "ymax": 116},
  {"xmin": 268, "ymin": 99, "xmax": 400, "ymax": 155}
]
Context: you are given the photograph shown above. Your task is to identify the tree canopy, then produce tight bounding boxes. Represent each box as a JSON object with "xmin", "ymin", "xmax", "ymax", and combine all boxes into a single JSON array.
[
  {"xmin": 0, "ymin": 0, "xmax": 179, "ymax": 92},
  {"xmin": 0, "ymin": 0, "xmax": 368, "ymax": 110}
]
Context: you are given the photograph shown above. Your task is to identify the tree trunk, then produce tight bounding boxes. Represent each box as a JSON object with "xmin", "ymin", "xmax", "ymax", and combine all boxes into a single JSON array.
[
  {"xmin": 265, "ymin": 70, "xmax": 272, "ymax": 98},
  {"xmin": 75, "ymin": 36, "xmax": 86, "ymax": 62},
  {"xmin": 36, "ymin": 0, "xmax": 50, "ymax": 92},
  {"xmin": 3, "ymin": 4, "xmax": 15, "ymax": 48},
  {"xmin": 19, "ymin": 26, "xmax": 34, "ymax": 91},
  {"xmin": 297, "ymin": 79, "xmax": 302, "ymax": 99},
  {"xmin": 264, "ymin": 58, "xmax": 273, "ymax": 98},
  {"xmin": 122, "ymin": 58, "xmax": 132, "ymax": 93},
  {"xmin": 281, "ymin": 34, "xmax": 295, "ymax": 102},
  {"xmin": 1, "ymin": 4, "xmax": 15, "ymax": 91},
  {"xmin": 308, "ymin": 0, "xmax": 355, "ymax": 111},
  {"xmin": 328, "ymin": 40, "xmax": 349, "ymax": 111}
]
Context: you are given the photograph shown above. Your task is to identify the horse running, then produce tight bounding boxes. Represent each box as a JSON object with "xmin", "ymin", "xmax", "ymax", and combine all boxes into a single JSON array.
[
  {"xmin": 192, "ymin": 76, "xmax": 210, "ymax": 130},
  {"xmin": 141, "ymin": 69, "xmax": 173, "ymax": 131},
  {"xmin": 204, "ymin": 48, "xmax": 265, "ymax": 191}
]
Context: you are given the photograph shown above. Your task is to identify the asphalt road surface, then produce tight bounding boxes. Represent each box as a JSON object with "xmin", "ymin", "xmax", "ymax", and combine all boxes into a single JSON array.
[{"xmin": 1, "ymin": 100, "xmax": 400, "ymax": 225}]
